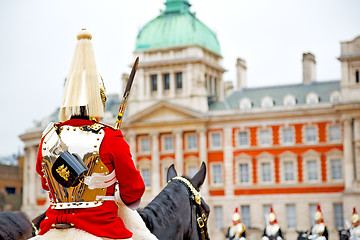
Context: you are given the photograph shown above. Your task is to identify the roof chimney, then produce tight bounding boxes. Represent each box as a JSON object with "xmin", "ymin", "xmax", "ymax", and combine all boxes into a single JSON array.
[
  {"xmin": 236, "ymin": 58, "xmax": 247, "ymax": 91},
  {"xmin": 302, "ymin": 52, "xmax": 316, "ymax": 85}
]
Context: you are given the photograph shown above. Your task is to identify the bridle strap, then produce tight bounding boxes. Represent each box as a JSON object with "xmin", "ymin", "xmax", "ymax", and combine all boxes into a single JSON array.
[{"xmin": 169, "ymin": 176, "xmax": 210, "ymax": 240}]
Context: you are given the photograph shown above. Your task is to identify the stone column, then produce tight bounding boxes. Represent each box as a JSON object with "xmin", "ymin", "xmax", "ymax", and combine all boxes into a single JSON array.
[
  {"xmin": 170, "ymin": 72, "xmax": 176, "ymax": 98},
  {"xmin": 22, "ymin": 146, "xmax": 30, "ymax": 206},
  {"xmin": 343, "ymin": 118, "xmax": 354, "ymax": 190},
  {"xmin": 127, "ymin": 130, "xmax": 137, "ymax": 166},
  {"xmin": 197, "ymin": 127, "xmax": 209, "ymax": 196},
  {"xmin": 150, "ymin": 131, "xmax": 160, "ymax": 195},
  {"xmin": 29, "ymin": 146, "xmax": 37, "ymax": 206},
  {"xmin": 145, "ymin": 73, "xmax": 150, "ymax": 99},
  {"xmin": 223, "ymin": 126, "xmax": 234, "ymax": 196},
  {"xmin": 174, "ymin": 128, "xmax": 183, "ymax": 175},
  {"xmin": 157, "ymin": 73, "xmax": 163, "ymax": 99}
]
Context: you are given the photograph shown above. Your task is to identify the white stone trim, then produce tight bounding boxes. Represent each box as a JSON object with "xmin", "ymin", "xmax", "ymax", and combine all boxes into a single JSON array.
[
  {"xmin": 279, "ymin": 151, "xmax": 298, "ymax": 184},
  {"xmin": 210, "ymin": 162, "xmax": 223, "ymax": 186},
  {"xmin": 234, "ymin": 153, "xmax": 253, "ymax": 185},
  {"xmin": 235, "ymin": 128, "xmax": 250, "ymax": 148},
  {"xmin": 257, "ymin": 153, "xmax": 275, "ymax": 184},
  {"xmin": 209, "ymin": 130, "xmax": 223, "ymax": 151},
  {"xmin": 302, "ymin": 150, "xmax": 321, "ymax": 183},
  {"xmin": 280, "ymin": 126, "xmax": 295, "ymax": 146},
  {"xmin": 326, "ymin": 149, "xmax": 344, "ymax": 183}
]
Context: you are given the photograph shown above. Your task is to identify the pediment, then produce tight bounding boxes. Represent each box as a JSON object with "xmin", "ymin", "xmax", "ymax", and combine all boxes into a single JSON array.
[{"xmin": 126, "ymin": 101, "xmax": 206, "ymax": 125}]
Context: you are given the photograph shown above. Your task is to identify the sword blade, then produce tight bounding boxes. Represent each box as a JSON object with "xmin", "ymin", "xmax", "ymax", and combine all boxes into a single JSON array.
[{"xmin": 115, "ymin": 57, "xmax": 139, "ymax": 129}]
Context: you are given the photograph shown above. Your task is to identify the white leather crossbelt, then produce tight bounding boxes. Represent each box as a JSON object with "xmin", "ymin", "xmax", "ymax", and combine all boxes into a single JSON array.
[{"xmin": 84, "ymin": 170, "xmax": 117, "ymax": 190}]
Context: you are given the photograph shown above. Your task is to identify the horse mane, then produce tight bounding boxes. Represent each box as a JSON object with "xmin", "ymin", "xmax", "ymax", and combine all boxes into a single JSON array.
[
  {"xmin": 138, "ymin": 177, "xmax": 189, "ymax": 232},
  {"xmin": 0, "ymin": 211, "xmax": 33, "ymax": 240}
]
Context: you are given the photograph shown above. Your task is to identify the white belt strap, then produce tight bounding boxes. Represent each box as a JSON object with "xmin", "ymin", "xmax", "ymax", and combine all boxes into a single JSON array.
[{"xmin": 84, "ymin": 170, "xmax": 117, "ymax": 190}]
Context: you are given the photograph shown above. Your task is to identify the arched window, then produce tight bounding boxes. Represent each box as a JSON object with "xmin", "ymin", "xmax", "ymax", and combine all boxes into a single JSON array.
[
  {"xmin": 261, "ymin": 96, "xmax": 274, "ymax": 108},
  {"xmin": 283, "ymin": 94, "xmax": 296, "ymax": 106},
  {"xmin": 306, "ymin": 93, "xmax": 319, "ymax": 104},
  {"xmin": 239, "ymin": 98, "xmax": 252, "ymax": 110},
  {"xmin": 330, "ymin": 91, "xmax": 341, "ymax": 103}
]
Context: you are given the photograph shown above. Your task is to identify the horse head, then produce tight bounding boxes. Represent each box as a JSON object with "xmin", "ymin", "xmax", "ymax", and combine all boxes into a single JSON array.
[{"xmin": 138, "ymin": 162, "xmax": 210, "ymax": 240}]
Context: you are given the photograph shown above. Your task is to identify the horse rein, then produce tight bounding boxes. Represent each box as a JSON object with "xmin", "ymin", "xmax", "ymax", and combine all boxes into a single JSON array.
[{"xmin": 169, "ymin": 176, "xmax": 210, "ymax": 240}]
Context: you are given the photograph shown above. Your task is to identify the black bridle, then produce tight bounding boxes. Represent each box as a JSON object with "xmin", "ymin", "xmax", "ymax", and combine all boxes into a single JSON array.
[{"xmin": 169, "ymin": 176, "xmax": 210, "ymax": 240}]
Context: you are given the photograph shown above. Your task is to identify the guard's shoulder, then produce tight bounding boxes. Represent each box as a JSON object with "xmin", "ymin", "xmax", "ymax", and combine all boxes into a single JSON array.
[{"xmin": 98, "ymin": 122, "xmax": 116, "ymax": 131}]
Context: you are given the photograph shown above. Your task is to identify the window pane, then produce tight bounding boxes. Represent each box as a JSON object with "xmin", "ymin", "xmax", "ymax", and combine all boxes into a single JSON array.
[
  {"xmin": 261, "ymin": 162, "xmax": 272, "ymax": 182},
  {"xmin": 283, "ymin": 128, "xmax": 293, "ymax": 143},
  {"xmin": 331, "ymin": 159, "xmax": 342, "ymax": 180},
  {"xmin": 239, "ymin": 164, "xmax": 249, "ymax": 183},
  {"xmin": 164, "ymin": 136, "xmax": 173, "ymax": 151},
  {"xmin": 141, "ymin": 169, "xmax": 151, "ymax": 187},
  {"xmin": 239, "ymin": 131, "xmax": 248, "ymax": 146},
  {"xmin": 187, "ymin": 134, "xmax": 197, "ymax": 150},
  {"xmin": 241, "ymin": 205, "xmax": 251, "ymax": 227},
  {"xmin": 284, "ymin": 162, "xmax": 294, "ymax": 181},
  {"xmin": 307, "ymin": 161, "xmax": 318, "ymax": 181},
  {"xmin": 309, "ymin": 204, "xmax": 317, "ymax": 225},
  {"xmin": 334, "ymin": 203, "xmax": 344, "ymax": 228},
  {"xmin": 163, "ymin": 73, "xmax": 170, "ymax": 90},
  {"xmin": 141, "ymin": 138, "xmax": 150, "ymax": 152},
  {"xmin": 211, "ymin": 133, "xmax": 221, "ymax": 148},
  {"xmin": 286, "ymin": 204, "xmax": 297, "ymax": 228},
  {"xmin": 260, "ymin": 130, "xmax": 271, "ymax": 145},
  {"xmin": 214, "ymin": 206, "xmax": 223, "ymax": 230},
  {"xmin": 263, "ymin": 205, "xmax": 271, "ymax": 224},
  {"xmin": 329, "ymin": 126, "xmax": 341, "ymax": 142},
  {"xmin": 306, "ymin": 127, "xmax": 316, "ymax": 142},
  {"xmin": 151, "ymin": 75, "xmax": 157, "ymax": 91},
  {"xmin": 187, "ymin": 166, "xmax": 197, "ymax": 178},
  {"xmin": 212, "ymin": 165, "xmax": 222, "ymax": 184},
  {"xmin": 176, "ymin": 72, "xmax": 182, "ymax": 89}
]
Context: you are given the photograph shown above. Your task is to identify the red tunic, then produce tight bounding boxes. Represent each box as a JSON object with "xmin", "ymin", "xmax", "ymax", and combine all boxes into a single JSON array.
[{"xmin": 36, "ymin": 119, "xmax": 145, "ymax": 239}]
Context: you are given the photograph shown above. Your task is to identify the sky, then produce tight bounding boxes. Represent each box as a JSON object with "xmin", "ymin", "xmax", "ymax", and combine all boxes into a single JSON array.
[{"xmin": 0, "ymin": 0, "xmax": 359, "ymax": 157}]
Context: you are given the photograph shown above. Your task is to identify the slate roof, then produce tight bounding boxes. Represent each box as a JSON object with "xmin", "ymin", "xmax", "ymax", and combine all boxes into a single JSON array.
[{"xmin": 209, "ymin": 80, "xmax": 341, "ymax": 111}]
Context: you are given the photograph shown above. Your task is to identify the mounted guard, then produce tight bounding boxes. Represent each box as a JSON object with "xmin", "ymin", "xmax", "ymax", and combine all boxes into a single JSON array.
[
  {"xmin": 226, "ymin": 207, "xmax": 246, "ymax": 240},
  {"xmin": 350, "ymin": 207, "xmax": 360, "ymax": 240},
  {"xmin": 308, "ymin": 204, "xmax": 328, "ymax": 240},
  {"xmin": 33, "ymin": 29, "xmax": 146, "ymax": 240},
  {"xmin": 261, "ymin": 206, "xmax": 283, "ymax": 240}
]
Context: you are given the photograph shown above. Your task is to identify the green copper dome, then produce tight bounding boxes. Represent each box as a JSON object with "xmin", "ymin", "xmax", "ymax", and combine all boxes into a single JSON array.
[{"xmin": 135, "ymin": 0, "xmax": 221, "ymax": 56}]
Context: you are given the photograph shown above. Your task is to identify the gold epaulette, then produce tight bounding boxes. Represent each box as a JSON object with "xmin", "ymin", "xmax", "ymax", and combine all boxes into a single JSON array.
[{"xmin": 98, "ymin": 122, "xmax": 117, "ymax": 131}]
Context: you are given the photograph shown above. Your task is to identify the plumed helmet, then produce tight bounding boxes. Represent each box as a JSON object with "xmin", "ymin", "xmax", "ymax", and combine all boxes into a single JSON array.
[
  {"xmin": 59, "ymin": 29, "xmax": 106, "ymax": 122},
  {"xmin": 314, "ymin": 204, "xmax": 324, "ymax": 222},
  {"xmin": 269, "ymin": 206, "xmax": 277, "ymax": 224},
  {"xmin": 232, "ymin": 207, "xmax": 241, "ymax": 223},
  {"xmin": 352, "ymin": 207, "xmax": 360, "ymax": 224}
]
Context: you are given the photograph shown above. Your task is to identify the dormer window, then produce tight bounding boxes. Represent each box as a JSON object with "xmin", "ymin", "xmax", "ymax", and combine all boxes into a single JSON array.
[
  {"xmin": 306, "ymin": 93, "xmax": 319, "ymax": 104},
  {"xmin": 240, "ymin": 98, "xmax": 252, "ymax": 110},
  {"xmin": 283, "ymin": 94, "xmax": 296, "ymax": 106},
  {"xmin": 330, "ymin": 91, "xmax": 341, "ymax": 103},
  {"xmin": 261, "ymin": 96, "xmax": 274, "ymax": 108}
]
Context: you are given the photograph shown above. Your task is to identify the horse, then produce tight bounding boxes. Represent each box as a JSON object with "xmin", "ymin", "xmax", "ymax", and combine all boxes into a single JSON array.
[
  {"xmin": 339, "ymin": 229, "xmax": 350, "ymax": 240},
  {"xmin": 296, "ymin": 230, "xmax": 309, "ymax": 240},
  {"xmin": 0, "ymin": 211, "xmax": 45, "ymax": 240},
  {"xmin": 137, "ymin": 162, "xmax": 210, "ymax": 240},
  {"xmin": 28, "ymin": 162, "xmax": 210, "ymax": 240}
]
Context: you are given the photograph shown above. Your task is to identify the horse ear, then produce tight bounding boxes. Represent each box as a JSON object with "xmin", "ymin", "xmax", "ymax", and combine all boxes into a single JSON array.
[
  {"xmin": 167, "ymin": 164, "xmax": 177, "ymax": 181},
  {"xmin": 190, "ymin": 162, "xmax": 206, "ymax": 190}
]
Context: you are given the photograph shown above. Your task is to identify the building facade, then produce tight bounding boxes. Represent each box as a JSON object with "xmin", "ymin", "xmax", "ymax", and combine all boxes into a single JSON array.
[{"xmin": 20, "ymin": 1, "xmax": 360, "ymax": 239}]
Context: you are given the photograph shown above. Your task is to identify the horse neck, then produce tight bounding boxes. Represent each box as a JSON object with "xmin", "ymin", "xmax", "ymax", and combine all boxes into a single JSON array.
[{"xmin": 138, "ymin": 182, "xmax": 191, "ymax": 238}]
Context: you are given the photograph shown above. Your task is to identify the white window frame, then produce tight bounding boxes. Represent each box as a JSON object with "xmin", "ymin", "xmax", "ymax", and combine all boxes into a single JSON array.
[
  {"xmin": 326, "ymin": 149, "xmax": 344, "ymax": 183},
  {"xmin": 214, "ymin": 206, "xmax": 223, "ymax": 230},
  {"xmin": 286, "ymin": 204, "xmax": 297, "ymax": 229},
  {"xmin": 240, "ymin": 98, "xmax": 252, "ymax": 110},
  {"xmin": 235, "ymin": 154, "xmax": 253, "ymax": 185},
  {"xmin": 261, "ymin": 96, "xmax": 274, "ymax": 108},
  {"xmin": 184, "ymin": 155, "xmax": 199, "ymax": 179},
  {"xmin": 138, "ymin": 158, "xmax": 151, "ymax": 189},
  {"xmin": 210, "ymin": 162, "xmax": 223, "ymax": 186},
  {"xmin": 241, "ymin": 205, "xmax": 251, "ymax": 228},
  {"xmin": 138, "ymin": 136, "xmax": 151, "ymax": 155},
  {"xmin": 303, "ymin": 125, "xmax": 318, "ymax": 144},
  {"xmin": 161, "ymin": 134, "xmax": 174, "ymax": 153},
  {"xmin": 306, "ymin": 92, "xmax": 319, "ymax": 104},
  {"xmin": 257, "ymin": 153, "xmax": 274, "ymax": 184},
  {"xmin": 280, "ymin": 126, "xmax": 295, "ymax": 146},
  {"xmin": 302, "ymin": 150, "xmax": 321, "ymax": 183},
  {"xmin": 334, "ymin": 203, "xmax": 344, "ymax": 229},
  {"xmin": 328, "ymin": 124, "xmax": 342, "ymax": 143},
  {"xmin": 279, "ymin": 151, "xmax": 298, "ymax": 184},
  {"xmin": 283, "ymin": 94, "xmax": 296, "ymax": 106},
  {"xmin": 185, "ymin": 132, "xmax": 198, "ymax": 151},
  {"xmin": 330, "ymin": 91, "xmax": 341, "ymax": 103},
  {"xmin": 258, "ymin": 128, "xmax": 272, "ymax": 147},
  {"xmin": 209, "ymin": 131, "xmax": 222, "ymax": 150},
  {"xmin": 236, "ymin": 129, "xmax": 250, "ymax": 148}
]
